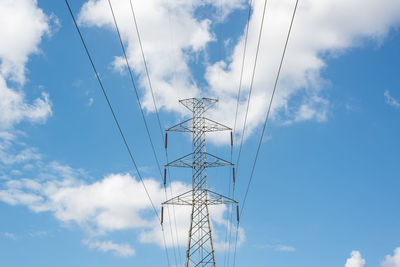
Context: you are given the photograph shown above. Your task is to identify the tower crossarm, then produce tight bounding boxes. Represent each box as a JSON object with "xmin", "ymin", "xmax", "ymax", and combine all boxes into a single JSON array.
[
  {"xmin": 167, "ymin": 118, "xmax": 193, "ymax": 132},
  {"xmin": 163, "ymin": 189, "xmax": 237, "ymax": 206},
  {"xmin": 203, "ymin": 118, "xmax": 231, "ymax": 132},
  {"xmin": 179, "ymin": 97, "xmax": 218, "ymax": 112},
  {"xmin": 166, "ymin": 152, "xmax": 233, "ymax": 168},
  {"xmin": 167, "ymin": 118, "xmax": 231, "ymax": 133}
]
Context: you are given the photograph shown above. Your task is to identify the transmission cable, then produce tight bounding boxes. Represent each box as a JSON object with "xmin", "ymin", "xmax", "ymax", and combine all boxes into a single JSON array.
[
  {"xmin": 128, "ymin": 0, "xmax": 164, "ymax": 141},
  {"xmin": 232, "ymin": 0, "xmax": 300, "ymax": 265},
  {"xmin": 107, "ymin": 0, "xmax": 180, "ymax": 264},
  {"xmin": 163, "ymin": 1, "xmax": 184, "ymax": 263},
  {"xmin": 127, "ymin": 0, "xmax": 182, "ymax": 263},
  {"xmin": 232, "ymin": 0, "xmax": 254, "ymax": 138},
  {"xmin": 235, "ymin": 0, "xmax": 269, "ymax": 178},
  {"xmin": 107, "ymin": 0, "xmax": 163, "ymax": 182},
  {"xmin": 65, "ymin": 1, "xmax": 171, "ymax": 266},
  {"xmin": 223, "ymin": 1, "xmax": 254, "ymax": 266}
]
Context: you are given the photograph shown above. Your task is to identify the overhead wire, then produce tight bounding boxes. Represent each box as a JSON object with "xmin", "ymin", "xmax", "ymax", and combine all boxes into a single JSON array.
[
  {"xmin": 235, "ymin": 0, "xmax": 269, "ymax": 177},
  {"xmin": 107, "ymin": 0, "xmax": 180, "ymax": 265},
  {"xmin": 232, "ymin": 0, "xmax": 300, "ymax": 265},
  {"xmin": 64, "ymin": 1, "xmax": 171, "ymax": 266},
  {"xmin": 223, "ymin": 1, "xmax": 254, "ymax": 266},
  {"xmin": 127, "ymin": 0, "xmax": 183, "ymax": 263},
  {"xmin": 164, "ymin": 1, "xmax": 184, "ymax": 264},
  {"xmin": 232, "ymin": 0, "xmax": 254, "ymax": 137},
  {"xmin": 107, "ymin": 0, "xmax": 163, "ymax": 182},
  {"xmin": 128, "ymin": 0, "xmax": 163, "ymax": 140}
]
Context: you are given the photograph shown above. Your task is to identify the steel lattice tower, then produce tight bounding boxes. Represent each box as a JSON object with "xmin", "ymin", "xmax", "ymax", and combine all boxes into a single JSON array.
[{"xmin": 163, "ymin": 98, "xmax": 237, "ymax": 267}]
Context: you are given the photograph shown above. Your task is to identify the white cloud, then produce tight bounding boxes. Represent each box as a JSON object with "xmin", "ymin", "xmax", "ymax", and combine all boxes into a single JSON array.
[
  {"xmin": 384, "ymin": 90, "xmax": 400, "ymax": 108},
  {"xmin": 0, "ymin": 78, "xmax": 52, "ymax": 130},
  {"xmin": 77, "ymin": 0, "xmax": 400, "ymax": 144},
  {"xmin": 0, "ymin": 0, "xmax": 49, "ymax": 84},
  {"xmin": 0, "ymin": 0, "xmax": 53, "ymax": 130},
  {"xmin": 258, "ymin": 243, "xmax": 296, "ymax": 252},
  {"xmin": 83, "ymin": 239, "xmax": 135, "ymax": 257},
  {"xmin": 0, "ymin": 141, "xmax": 41, "ymax": 165},
  {"xmin": 206, "ymin": 0, "xmax": 400, "ymax": 140},
  {"xmin": 78, "ymin": 0, "xmax": 224, "ymax": 113},
  {"xmin": 88, "ymin": 97, "xmax": 94, "ymax": 106},
  {"xmin": 0, "ymin": 173, "xmax": 161, "ymax": 231},
  {"xmin": 28, "ymin": 230, "xmax": 48, "ymax": 238},
  {"xmin": 274, "ymin": 244, "xmax": 296, "ymax": 252},
  {"xmin": 2, "ymin": 230, "xmax": 48, "ymax": 240},
  {"xmin": 382, "ymin": 248, "xmax": 400, "ymax": 267},
  {"xmin": 345, "ymin": 250, "xmax": 366, "ymax": 267},
  {"xmin": 0, "ymin": 164, "xmax": 244, "ymax": 253},
  {"xmin": 3, "ymin": 232, "xmax": 18, "ymax": 240}
]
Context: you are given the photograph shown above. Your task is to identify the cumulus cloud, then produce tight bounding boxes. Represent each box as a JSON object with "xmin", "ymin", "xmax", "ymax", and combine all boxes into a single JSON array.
[
  {"xmin": 382, "ymin": 248, "xmax": 400, "ymax": 267},
  {"xmin": 0, "ymin": 168, "xmax": 244, "ymax": 252},
  {"xmin": 0, "ymin": 0, "xmax": 53, "ymax": 130},
  {"xmin": 77, "ymin": 0, "xmax": 245, "ymax": 113},
  {"xmin": 384, "ymin": 90, "xmax": 400, "ymax": 108},
  {"xmin": 83, "ymin": 239, "xmax": 135, "ymax": 257},
  {"xmin": 206, "ymin": 0, "xmax": 400, "ymax": 139},
  {"xmin": 77, "ymin": 0, "xmax": 400, "ymax": 144},
  {"xmin": 0, "ymin": 79, "xmax": 52, "ymax": 130},
  {"xmin": 345, "ymin": 251, "xmax": 366, "ymax": 267},
  {"xmin": 0, "ymin": 129, "xmax": 244, "ymax": 255},
  {"xmin": 0, "ymin": 173, "xmax": 165, "ymax": 231}
]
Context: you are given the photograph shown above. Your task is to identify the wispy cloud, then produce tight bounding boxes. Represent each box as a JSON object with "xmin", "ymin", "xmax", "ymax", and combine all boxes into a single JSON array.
[
  {"xmin": 28, "ymin": 230, "xmax": 48, "ymax": 238},
  {"xmin": 257, "ymin": 243, "xmax": 296, "ymax": 252},
  {"xmin": 88, "ymin": 97, "xmax": 94, "ymax": 107},
  {"xmin": 3, "ymin": 232, "xmax": 18, "ymax": 240},
  {"xmin": 2, "ymin": 230, "xmax": 48, "ymax": 240},
  {"xmin": 83, "ymin": 239, "xmax": 135, "ymax": 257},
  {"xmin": 275, "ymin": 244, "xmax": 296, "ymax": 252},
  {"xmin": 384, "ymin": 90, "xmax": 400, "ymax": 108}
]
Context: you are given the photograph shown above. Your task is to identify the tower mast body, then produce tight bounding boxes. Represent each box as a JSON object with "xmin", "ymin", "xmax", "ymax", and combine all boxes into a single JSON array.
[{"xmin": 164, "ymin": 98, "xmax": 237, "ymax": 267}]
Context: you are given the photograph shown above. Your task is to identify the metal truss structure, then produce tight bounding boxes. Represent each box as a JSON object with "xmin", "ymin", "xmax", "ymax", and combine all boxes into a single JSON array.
[{"xmin": 163, "ymin": 98, "xmax": 237, "ymax": 267}]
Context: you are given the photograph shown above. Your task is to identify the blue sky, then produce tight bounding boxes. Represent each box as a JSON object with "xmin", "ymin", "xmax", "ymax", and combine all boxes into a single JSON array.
[{"xmin": 0, "ymin": 0, "xmax": 400, "ymax": 266}]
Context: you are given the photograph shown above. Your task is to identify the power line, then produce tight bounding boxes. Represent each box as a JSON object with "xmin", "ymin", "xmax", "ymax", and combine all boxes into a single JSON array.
[
  {"xmin": 107, "ymin": 0, "xmax": 180, "ymax": 264},
  {"xmin": 233, "ymin": 0, "xmax": 300, "ymax": 265},
  {"xmin": 64, "ymin": 1, "xmax": 170, "ymax": 266},
  {"xmin": 164, "ymin": 1, "xmax": 184, "ymax": 262},
  {"xmin": 224, "ymin": 1, "xmax": 254, "ymax": 266},
  {"xmin": 128, "ymin": 0, "xmax": 164, "ymax": 141},
  {"xmin": 241, "ymin": 0, "xmax": 299, "ymax": 219},
  {"xmin": 235, "ymin": 0, "xmax": 269, "ymax": 179},
  {"xmin": 232, "ymin": 0, "xmax": 254, "ymax": 137},
  {"xmin": 127, "ymin": 1, "xmax": 182, "ymax": 263},
  {"xmin": 65, "ymin": 0, "xmax": 159, "ymax": 219},
  {"xmin": 107, "ymin": 0, "xmax": 164, "ymax": 181}
]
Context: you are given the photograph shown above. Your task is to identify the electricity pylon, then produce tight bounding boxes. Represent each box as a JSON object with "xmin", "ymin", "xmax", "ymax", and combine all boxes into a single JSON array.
[{"xmin": 162, "ymin": 98, "xmax": 238, "ymax": 267}]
